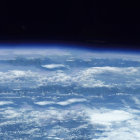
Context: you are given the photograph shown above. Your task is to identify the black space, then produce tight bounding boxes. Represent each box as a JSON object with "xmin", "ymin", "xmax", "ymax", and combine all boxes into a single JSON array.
[{"xmin": 1, "ymin": 1, "xmax": 140, "ymax": 50}]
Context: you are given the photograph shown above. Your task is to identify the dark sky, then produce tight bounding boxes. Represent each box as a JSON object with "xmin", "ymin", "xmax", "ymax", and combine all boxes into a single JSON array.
[{"xmin": 1, "ymin": 1, "xmax": 140, "ymax": 50}]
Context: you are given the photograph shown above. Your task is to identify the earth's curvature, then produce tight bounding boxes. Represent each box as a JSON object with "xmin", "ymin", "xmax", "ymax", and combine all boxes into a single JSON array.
[{"xmin": 0, "ymin": 47, "xmax": 140, "ymax": 140}]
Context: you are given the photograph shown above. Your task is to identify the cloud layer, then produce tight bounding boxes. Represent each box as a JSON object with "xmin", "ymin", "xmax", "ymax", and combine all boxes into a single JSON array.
[{"xmin": 0, "ymin": 48, "xmax": 140, "ymax": 139}]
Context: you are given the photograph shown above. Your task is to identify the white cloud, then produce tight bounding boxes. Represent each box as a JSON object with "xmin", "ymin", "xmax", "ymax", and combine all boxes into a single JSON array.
[
  {"xmin": 66, "ymin": 59, "xmax": 74, "ymax": 62},
  {"xmin": 42, "ymin": 64, "xmax": 65, "ymax": 69},
  {"xmin": 57, "ymin": 98, "xmax": 87, "ymax": 106},
  {"xmin": 34, "ymin": 101, "xmax": 55, "ymax": 105},
  {"xmin": 4, "ymin": 109, "xmax": 21, "ymax": 118},
  {"xmin": 0, "ymin": 101, "xmax": 13, "ymax": 106},
  {"xmin": 86, "ymin": 107, "xmax": 140, "ymax": 140},
  {"xmin": 1, "ymin": 105, "xmax": 140, "ymax": 139},
  {"xmin": 86, "ymin": 109, "xmax": 133, "ymax": 125},
  {"xmin": 0, "ymin": 66, "xmax": 139, "ymax": 89},
  {"xmin": 95, "ymin": 128, "xmax": 139, "ymax": 140},
  {"xmin": 10, "ymin": 70, "xmax": 29, "ymax": 77},
  {"xmin": 82, "ymin": 67, "xmax": 139, "ymax": 75},
  {"xmin": 34, "ymin": 98, "xmax": 86, "ymax": 106}
]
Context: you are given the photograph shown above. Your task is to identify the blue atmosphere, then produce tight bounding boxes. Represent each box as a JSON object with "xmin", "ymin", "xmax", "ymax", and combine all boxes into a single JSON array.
[{"xmin": 0, "ymin": 45, "xmax": 140, "ymax": 140}]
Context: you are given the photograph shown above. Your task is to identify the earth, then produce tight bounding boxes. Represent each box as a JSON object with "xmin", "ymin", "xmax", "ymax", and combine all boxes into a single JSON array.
[{"xmin": 0, "ymin": 47, "xmax": 140, "ymax": 140}]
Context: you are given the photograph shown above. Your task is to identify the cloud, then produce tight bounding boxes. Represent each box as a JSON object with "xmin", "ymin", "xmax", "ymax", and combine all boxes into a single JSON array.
[
  {"xmin": 86, "ymin": 108, "xmax": 133, "ymax": 125},
  {"xmin": 34, "ymin": 101, "xmax": 55, "ymax": 105},
  {"xmin": 1, "ymin": 48, "xmax": 140, "ymax": 139},
  {"xmin": 57, "ymin": 98, "xmax": 87, "ymax": 106},
  {"xmin": 86, "ymin": 107, "xmax": 140, "ymax": 140},
  {"xmin": 0, "ymin": 66, "xmax": 140, "ymax": 89},
  {"xmin": 0, "ymin": 101, "xmax": 13, "ymax": 106},
  {"xmin": 34, "ymin": 98, "xmax": 87, "ymax": 106},
  {"xmin": 82, "ymin": 67, "xmax": 139, "ymax": 75},
  {"xmin": 4, "ymin": 108, "xmax": 21, "ymax": 118},
  {"xmin": 0, "ymin": 48, "xmax": 71, "ymax": 56},
  {"xmin": 42, "ymin": 64, "xmax": 66, "ymax": 69},
  {"xmin": 0, "ymin": 69, "xmax": 105, "ymax": 88},
  {"xmin": 1, "ymin": 104, "xmax": 140, "ymax": 139},
  {"xmin": 75, "ymin": 67, "xmax": 140, "ymax": 87}
]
